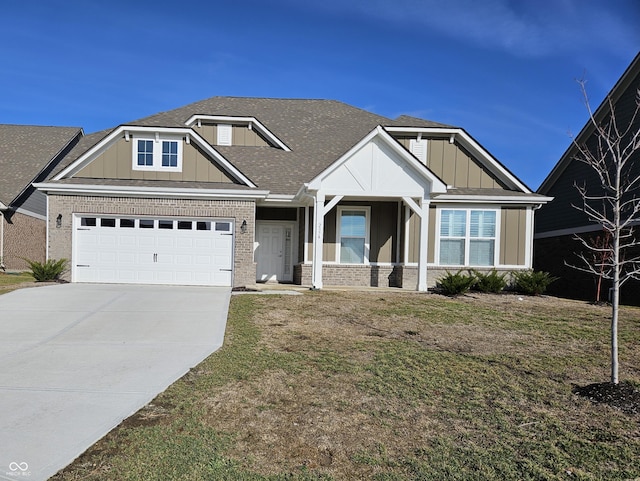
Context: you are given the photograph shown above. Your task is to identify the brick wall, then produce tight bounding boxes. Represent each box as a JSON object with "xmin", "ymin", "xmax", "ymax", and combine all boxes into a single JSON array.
[
  {"xmin": 2, "ymin": 211, "xmax": 46, "ymax": 270},
  {"xmin": 47, "ymin": 194, "xmax": 256, "ymax": 287}
]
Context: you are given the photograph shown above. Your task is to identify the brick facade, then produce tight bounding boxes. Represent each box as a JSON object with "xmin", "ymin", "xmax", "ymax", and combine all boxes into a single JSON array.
[
  {"xmin": 2, "ymin": 211, "xmax": 46, "ymax": 270},
  {"xmin": 47, "ymin": 194, "xmax": 256, "ymax": 287}
]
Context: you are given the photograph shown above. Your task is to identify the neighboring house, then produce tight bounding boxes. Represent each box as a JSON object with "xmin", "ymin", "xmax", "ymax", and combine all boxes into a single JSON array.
[
  {"xmin": 535, "ymin": 52, "xmax": 640, "ymax": 305},
  {"xmin": 35, "ymin": 97, "xmax": 550, "ymax": 290},
  {"xmin": 0, "ymin": 125, "xmax": 82, "ymax": 270}
]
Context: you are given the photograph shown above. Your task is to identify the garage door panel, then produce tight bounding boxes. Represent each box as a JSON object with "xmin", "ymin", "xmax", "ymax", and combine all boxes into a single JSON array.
[{"xmin": 74, "ymin": 216, "xmax": 234, "ymax": 286}]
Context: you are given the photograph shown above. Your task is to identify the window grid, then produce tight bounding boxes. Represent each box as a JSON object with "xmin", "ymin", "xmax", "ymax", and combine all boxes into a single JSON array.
[
  {"xmin": 439, "ymin": 209, "xmax": 496, "ymax": 266},
  {"xmin": 137, "ymin": 140, "xmax": 153, "ymax": 166}
]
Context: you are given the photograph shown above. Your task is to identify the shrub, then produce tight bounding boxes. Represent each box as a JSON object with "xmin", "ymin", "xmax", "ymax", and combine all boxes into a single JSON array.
[
  {"xmin": 512, "ymin": 269, "xmax": 557, "ymax": 296},
  {"xmin": 24, "ymin": 258, "xmax": 68, "ymax": 282},
  {"xmin": 436, "ymin": 270, "xmax": 476, "ymax": 296},
  {"xmin": 471, "ymin": 269, "xmax": 508, "ymax": 293}
]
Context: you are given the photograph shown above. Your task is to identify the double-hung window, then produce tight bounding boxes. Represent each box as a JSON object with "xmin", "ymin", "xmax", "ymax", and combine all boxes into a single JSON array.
[
  {"xmin": 133, "ymin": 136, "xmax": 182, "ymax": 171},
  {"xmin": 439, "ymin": 209, "xmax": 497, "ymax": 266},
  {"xmin": 337, "ymin": 207, "xmax": 369, "ymax": 264}
]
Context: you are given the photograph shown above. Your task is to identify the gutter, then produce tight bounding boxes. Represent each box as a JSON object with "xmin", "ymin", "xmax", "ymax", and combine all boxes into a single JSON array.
[{"xmin": 34, "ymin": 182, "xmax": 270, "ymax": 201}]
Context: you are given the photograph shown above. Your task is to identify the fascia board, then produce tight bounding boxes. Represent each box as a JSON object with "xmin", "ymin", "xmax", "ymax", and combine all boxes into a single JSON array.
[
  {"xmin": 538, "ymin": 53, "xmax": 640, "ymax": 194},
  {"xmin": 184, "ymin": 114, "xmax": 291, "ymax": 152},
  {"xmin": 53, "ymin": 125, "xmax": 256, "ymax": 188},
  {"xmin": 307, "ymin": 126, "xmax": 447, "ymax": 193},
  {"xmin": 386, "ymin": 126, "xmax": 532, "ymax": 193},
  {"xmin": 432, "ymin": 194, "xmax": 554, "ymax": 204},
  {"xmin": 34, "ymin": 182, "xmax": 269, "ymax": 200}
]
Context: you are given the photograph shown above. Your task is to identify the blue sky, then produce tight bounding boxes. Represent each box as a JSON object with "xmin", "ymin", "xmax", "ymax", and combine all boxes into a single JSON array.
[{"xmin": 1, "ymin": 0, "xmax": 638, "ymax": 190}]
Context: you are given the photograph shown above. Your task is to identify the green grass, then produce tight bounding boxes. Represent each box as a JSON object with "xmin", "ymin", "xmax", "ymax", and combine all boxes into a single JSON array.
[
  {"xmin": 0, "ymin": 271, "xmax": 34, "ymax": 293},
  {"xmin": 52, "ymin": 291, "xmax": 640, "ymax": 480}
]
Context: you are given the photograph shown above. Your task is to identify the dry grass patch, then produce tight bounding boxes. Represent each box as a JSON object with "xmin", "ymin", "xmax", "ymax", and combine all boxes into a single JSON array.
[{"xmin": 53, "ymin": 290, "xmax": 640, "ymax": 481}]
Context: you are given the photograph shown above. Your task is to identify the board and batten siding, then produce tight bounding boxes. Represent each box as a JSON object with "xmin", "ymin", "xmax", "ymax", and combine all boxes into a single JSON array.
[
  {"xmin": 305, "ymin": 201, "xmax": 398, "ymax": 264},
  {"xmin": 395, "ymin": 137, "xmax": 502, "ymax": 189},
  {"xmin": 405, "ymin": 206, "xmax": 527, "ymax": 266},
  {"xmin": 74, "ymin": 136, "xmax": 236, "ymax": 183},
  {"xmin": 500, "ymin": 207, "xmax": 527, "ymax": 266},
  {"xmin": 194, "ymin": 123, "xmax": 270, "ymax": 147}
]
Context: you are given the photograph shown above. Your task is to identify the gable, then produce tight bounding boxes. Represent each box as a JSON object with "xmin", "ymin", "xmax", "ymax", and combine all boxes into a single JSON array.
[
  {"xmin": 54, "ymin": 126, "xmax": 255, "ymax": 187},
  {"xmin": 74, "ymin": 134, "xmax": 237, "ymax": 184},
  {"xmin": 394, "ymin": 136, "xmax": 505, "ymax": 189},
  {"xmin": 307, "ymin": 127, "xmax": 447, "ymax": 196}
]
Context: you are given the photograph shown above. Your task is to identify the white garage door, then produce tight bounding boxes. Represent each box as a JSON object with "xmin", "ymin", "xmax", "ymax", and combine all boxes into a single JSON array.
[{"xmin": 73, "ymin": 215, "xmax": 234, "ymax": 286}]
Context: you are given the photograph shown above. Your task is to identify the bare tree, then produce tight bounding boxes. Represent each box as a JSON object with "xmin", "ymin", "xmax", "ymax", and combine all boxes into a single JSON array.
[{"xmin": 569, "ymin": 79, "xmax": 640, "ymax": 385}]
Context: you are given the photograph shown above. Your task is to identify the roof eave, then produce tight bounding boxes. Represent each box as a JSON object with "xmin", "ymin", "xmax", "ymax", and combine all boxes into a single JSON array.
[{"xmin": 34, "ymin": 182, "xmax": 269, "ymax": 200}]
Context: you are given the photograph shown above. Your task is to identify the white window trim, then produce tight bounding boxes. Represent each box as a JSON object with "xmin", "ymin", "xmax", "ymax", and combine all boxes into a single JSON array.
[
  {"xmin": 435, "ymin": 206, "xmax": 500, "ymax": 267},
  {"xmin": 132, "ymin": 135, "xmax": 183, "ymax": 172},
  {"xmin": 335, "ymin": 206, "xmax": 371, "ymax": 264}
]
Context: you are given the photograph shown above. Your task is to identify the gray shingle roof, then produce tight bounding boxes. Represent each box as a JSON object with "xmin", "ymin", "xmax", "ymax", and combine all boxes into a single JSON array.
[
  {"xmin": 0, "ymin": 124, "xmax": 81, "ymax": 206},
  {"xmin": 49, "ymin": 97, "xmax": 467, "ymax": 195}
]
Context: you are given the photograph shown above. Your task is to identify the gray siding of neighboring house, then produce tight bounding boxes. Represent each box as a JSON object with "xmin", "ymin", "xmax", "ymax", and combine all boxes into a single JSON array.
[
  {"xmin": 74, "ymin": 136, "xmax": 237, "ymax": 183},
  {"xmin": 536, "ymin": 61, "xmax": 640, "ymax": 235},
  {"xmin": 15, "ymin": 188, "xmax": 47, "ymax": 217}
]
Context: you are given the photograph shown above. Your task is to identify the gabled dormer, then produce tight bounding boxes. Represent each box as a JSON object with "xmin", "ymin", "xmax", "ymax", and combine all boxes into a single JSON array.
[
  {"xmin": 184, "ymin": 115, "xmax": 291, "ymax": 151},
  {"xmin": 53, "ymin": 125, "xmax": 256, "ymax": 187}
]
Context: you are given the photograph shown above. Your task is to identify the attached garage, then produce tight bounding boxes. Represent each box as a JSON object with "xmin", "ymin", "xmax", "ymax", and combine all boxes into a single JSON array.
[{"xmin": 73, "ymin": 215, "xmax": 234, "ymax": 286}]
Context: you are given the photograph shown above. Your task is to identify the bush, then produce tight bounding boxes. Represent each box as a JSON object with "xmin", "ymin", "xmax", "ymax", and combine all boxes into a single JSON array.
[
  {"xmin": 471, "ymin": 269, "xmax": 508, "ymax": 293},
  {"xmin": 513, "ymin": 269, "xmax": 557, "ymax": 296},
  {"xmin": 437, "ymin": 270, "xmax": 476, "ymax": 296},
  {"xmin": 24, "ymin": 258, "xmax": 68, "ymax": 282}
]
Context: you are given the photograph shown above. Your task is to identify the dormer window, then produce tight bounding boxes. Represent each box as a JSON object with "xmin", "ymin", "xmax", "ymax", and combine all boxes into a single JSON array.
[{"xmin": 132, "ymin": 135, "xmax": 182, "ymax": 171}]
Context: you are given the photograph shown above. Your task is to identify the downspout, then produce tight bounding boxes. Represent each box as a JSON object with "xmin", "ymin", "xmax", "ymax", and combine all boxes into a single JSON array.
[
  {"xmin": 528, "ymin": 203, "xmax": 543, "ymax": 268},
  {"xmin": 0, "ymin": 210, "xmax": 4, "ymax": 270}
]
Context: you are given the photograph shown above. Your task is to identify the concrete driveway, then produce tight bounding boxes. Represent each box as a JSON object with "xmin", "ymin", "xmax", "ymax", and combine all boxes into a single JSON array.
[{"xmin": 0, "ymin": 283, "xmax": 230, "ymax": 481}]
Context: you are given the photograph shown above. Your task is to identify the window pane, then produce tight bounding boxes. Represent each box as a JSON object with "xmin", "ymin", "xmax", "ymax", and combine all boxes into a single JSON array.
[
  {"xmin": 177, "ymin": 221, "xmax": 192, "ymax": 230},
  {"xmin": 161, "ymin": 141, "xmax": 178, "ymax": 167},
  {"xmin": 440, "ymin": 210, "xmax": 466, "ymax": 237},
  {"xmin": 439, "ymin": 239, "xmax": 465, "ymax": 265},
  {"xmin": 81, "ymin": 217, "xmax": 96, "ymax": 227},
  {"xmin": 158, "ymin": 220, "xmax": 173, "ymax": 229},
  {"xmin": 215, "ymin": 222, "xmax": 231, "ymax": 232},
  {"xmin": 470, "ymin": 240, "xmax": 495, "ymax": 266},
  {"xmin": 470, "ymin": 211, "xmax": 496, "ymax": 237},
  {"xmin": 100, "ymin": 218, "xmax": 116, "ymax": 227},
  {"xmin": 196, "ymin": 221, "xmax": 211, "ymax": 231},
  {"xmin": 120, "ymin": 218, "xmax": 135, "ymax": 228},
  {"xmin": 139, "ymin": 219, "xmax": 154, "ymax": 229},
  {"xmin": 137, "ymin": 140, "xmax": 153, "ymax": 166},
  {"xmin": 340, "ymin": 238, "xmax": 365, "ymax": 263},
  {"xmin": 340, "ymin": 210, "xmax": 366, "ymax": 237}
]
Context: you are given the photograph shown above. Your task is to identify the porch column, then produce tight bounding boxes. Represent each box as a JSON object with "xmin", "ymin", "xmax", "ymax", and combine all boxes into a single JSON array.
[
  {"xmin": 403, "ymin": 195, "xmax": 430, "ymax": 292},
  {"xmin": 311, "ymin": 192, "xmax": 325, "ymax": 289},
  {"xmin": 418, "ymin": 198, "xmax": 430, "ymax": 292}
]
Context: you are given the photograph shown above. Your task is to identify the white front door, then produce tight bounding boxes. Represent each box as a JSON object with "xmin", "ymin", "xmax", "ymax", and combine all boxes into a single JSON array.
[{"xmin": 256, "ymin": 223, "xmax": 293, "ymax": 282}]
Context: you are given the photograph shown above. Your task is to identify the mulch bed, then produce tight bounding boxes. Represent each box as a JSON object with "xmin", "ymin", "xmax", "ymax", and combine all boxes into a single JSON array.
[{"xmin": 573, "ymin": 381, "xmax": 640, "ymax": 415}]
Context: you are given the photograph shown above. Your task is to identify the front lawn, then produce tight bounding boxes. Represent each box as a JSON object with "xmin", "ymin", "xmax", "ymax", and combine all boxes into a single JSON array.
[
  {"xmin": 52, "ymin": 291, "xmax": 640, "ymax": 480},
  {"xmin": 0, "ymin": 271, "xmax": 34, "ymax": 293}
]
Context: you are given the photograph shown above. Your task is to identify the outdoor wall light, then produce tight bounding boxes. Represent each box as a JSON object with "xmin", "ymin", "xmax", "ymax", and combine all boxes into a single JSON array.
[
  {"xmin": 56, "ymin": 214, "xmax": 62, "ymax": 228},
  {"xmin": 241, "ymin": 219, "xmax": 247, "ymax": 233}
]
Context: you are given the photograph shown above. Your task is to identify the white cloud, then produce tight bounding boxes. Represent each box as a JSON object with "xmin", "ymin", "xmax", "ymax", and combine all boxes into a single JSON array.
[{"xmin": 290, "ymin": 0, "xmax": 639, "ymax": 58}]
